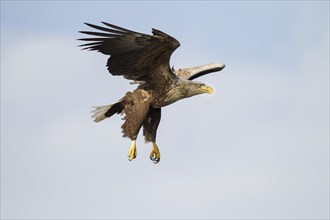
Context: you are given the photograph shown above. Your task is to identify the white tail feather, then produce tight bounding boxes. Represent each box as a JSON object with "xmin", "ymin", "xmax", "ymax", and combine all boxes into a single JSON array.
[{"xmin": 91, "ymin": 104, "xmax": 113, "ymax": 122}]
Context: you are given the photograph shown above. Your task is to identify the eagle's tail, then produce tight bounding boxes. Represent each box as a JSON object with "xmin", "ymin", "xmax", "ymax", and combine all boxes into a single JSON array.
[{"xmin": 91, "ymin": 99, "xmax": 124, "ymax": 123}]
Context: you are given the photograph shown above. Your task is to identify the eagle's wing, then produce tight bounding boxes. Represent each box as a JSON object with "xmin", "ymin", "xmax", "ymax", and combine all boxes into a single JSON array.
[
  {"xmin": 78, "ymin": 22, "xmax": 180, "ymax": 82},
  {"xmin": 175, "ymin": 63, "xmax": 226, "ymax": 80}
]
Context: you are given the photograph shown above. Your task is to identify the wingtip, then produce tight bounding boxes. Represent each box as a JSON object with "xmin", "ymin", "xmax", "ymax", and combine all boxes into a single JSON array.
[
  {"xmin": 83, "ymin": 22, "xmax": 97, "ymax": 28},
  {"xmin": 101, "ymin": 21, "xmax": 114, "ymax": 28},
  {"xmin": 212, "ymin": 63, "xmax": 226, "ymax": 71}
]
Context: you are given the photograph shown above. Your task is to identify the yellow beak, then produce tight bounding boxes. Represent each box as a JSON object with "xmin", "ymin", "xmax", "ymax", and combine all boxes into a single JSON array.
[{"xmin": 200, "ymin": 85, "xmax": 213, "ymax": 94}]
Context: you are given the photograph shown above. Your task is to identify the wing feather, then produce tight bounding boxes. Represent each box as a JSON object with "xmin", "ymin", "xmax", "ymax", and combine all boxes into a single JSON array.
[
  {"xmin": 78, "ymin": 22, "xmax": 180, "ymax": 82},
  {"xmin": 84, "ymin": 22, "xmax": 126, "ymax": 35},
  {"xmin": 79, "ymin": 31, "xmax": 121, "ymax": 38},
  {"xmin": 101, "ymin": 21, "xmax": 139, "ymax": 33}
]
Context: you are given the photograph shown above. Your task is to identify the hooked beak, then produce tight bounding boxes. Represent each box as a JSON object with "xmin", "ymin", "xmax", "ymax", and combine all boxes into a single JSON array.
[{"xmin": 200, "ymin": 85, "xmax": 213, "ymax": 94}]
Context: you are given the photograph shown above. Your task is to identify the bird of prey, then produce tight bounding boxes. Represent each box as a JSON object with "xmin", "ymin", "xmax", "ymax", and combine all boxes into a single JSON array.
[{"xmin": 78, "ymin": 22, "xmax": 225, "ymax": 163}]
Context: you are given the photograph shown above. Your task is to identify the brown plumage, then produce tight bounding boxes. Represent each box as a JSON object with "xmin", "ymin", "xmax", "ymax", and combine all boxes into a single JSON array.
[
  {"xmin": 121, "ymin": 89, "xmax": 151, "ymax": 140},
  {"xmin": 79, "ymin": 22, "xmax": 225, "ymax": 163}
]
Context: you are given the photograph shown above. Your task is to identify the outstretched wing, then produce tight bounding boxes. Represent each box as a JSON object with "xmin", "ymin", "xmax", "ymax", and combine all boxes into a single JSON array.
[
  {"xmin": 174, "ymin": 63, "xmax": 226, "ymax": 80},
  {"xmin": 78, "ymin": 22, "xmax": 180, "ymax": 82}
]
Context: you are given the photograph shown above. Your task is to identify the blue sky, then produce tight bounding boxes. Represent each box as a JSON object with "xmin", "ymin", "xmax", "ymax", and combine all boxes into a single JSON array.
[{"xmin": 1, "ymin": 1, "xmax": 329, "ymax": 219}]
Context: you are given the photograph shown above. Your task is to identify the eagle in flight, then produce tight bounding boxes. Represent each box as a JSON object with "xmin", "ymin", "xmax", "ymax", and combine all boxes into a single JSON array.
[{"xmin": 79, "ymin": 22, "xmax": 225, "ymax": 164}]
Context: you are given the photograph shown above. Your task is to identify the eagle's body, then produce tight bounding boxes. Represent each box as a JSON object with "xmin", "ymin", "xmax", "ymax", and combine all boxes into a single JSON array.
[{"xmin": 79, "ymin": 22, "xmax": 225, "ymax": 163}]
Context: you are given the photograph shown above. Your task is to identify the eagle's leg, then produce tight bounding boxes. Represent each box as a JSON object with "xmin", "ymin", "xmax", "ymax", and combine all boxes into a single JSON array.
[
  {"xmin": 127, "ymin": 140, "xmax": 137, "ymax": 161},
  {"xmin": 142, "ymin": 108, "xmax": 162, "ymax": 164},
  {"xmin": 121, "ymin": 89, "xmax": 152, "ymax": 162},
  {"xmin": 150, "ymin": 142, "xmax": 160, "ymax": 164}
]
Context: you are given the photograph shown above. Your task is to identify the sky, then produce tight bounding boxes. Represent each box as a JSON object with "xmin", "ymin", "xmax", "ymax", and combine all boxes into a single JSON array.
[{"xmin": 1, "ymin": 1, "xmax": 329, "ymax": 219}]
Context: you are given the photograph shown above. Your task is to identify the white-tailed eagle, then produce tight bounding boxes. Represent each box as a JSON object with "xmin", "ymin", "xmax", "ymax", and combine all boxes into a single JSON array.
[{"xmin": 79, "ymin": 22, "xmax": 225, "ymax": 163}]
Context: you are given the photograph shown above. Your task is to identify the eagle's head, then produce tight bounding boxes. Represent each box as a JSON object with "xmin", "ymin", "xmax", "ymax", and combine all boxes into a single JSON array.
[
  {"xmin": 163, "ymin": 80, "xmax": 213, "ymax": 107},
  {"xmin": 188, "ymin": 81, "xmax": 213, "ymax": 95}
]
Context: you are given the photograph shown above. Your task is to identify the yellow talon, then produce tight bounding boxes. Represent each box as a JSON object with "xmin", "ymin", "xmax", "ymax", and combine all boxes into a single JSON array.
[
  {"xmin": 150, "ymin": 142, "xmax": 160, "ymax": 164},
  {"xmin": 128, "ymin": 140, "xmax": 137, "ymax": 161}
]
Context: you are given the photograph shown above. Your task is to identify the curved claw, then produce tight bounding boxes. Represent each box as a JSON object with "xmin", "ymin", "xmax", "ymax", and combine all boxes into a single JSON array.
[
  {"xmin": 127, "ymin": 140, "xmax": 137, "ymax": 161},
  {"xmin": 150, "ymin": 154, "xmax": 160, "ymax": 164},
  {"xmin": 150, "ymin": 142, "xmax": 160, "ymax": 164}
]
